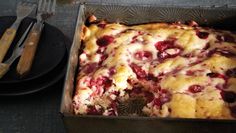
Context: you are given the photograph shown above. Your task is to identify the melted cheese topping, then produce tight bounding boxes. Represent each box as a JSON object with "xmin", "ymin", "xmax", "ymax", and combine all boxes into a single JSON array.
[{"xmin": 73, "ymin": 21, "xmax": 236, "ymax": 119}]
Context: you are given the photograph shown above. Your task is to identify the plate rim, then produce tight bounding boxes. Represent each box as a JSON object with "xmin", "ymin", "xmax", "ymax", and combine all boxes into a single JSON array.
[{"xmin": 0, "ymin": 16, "xmax": 67, "ymax": 84}]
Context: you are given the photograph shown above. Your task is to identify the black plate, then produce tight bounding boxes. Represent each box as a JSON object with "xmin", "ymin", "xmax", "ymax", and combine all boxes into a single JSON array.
[
  {"xmin": 0, "ymin": 16, "xmax": 66, "ymax": 84},
  {"xmin": 0, "ymin": 49, "xmax": 69, "ymax": 96}
]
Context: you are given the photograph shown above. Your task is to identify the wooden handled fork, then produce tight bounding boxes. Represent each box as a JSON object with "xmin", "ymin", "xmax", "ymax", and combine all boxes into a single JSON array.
[
  {"xmin": 0, "ymin": 2, "xmax": 35, "ymax": 63},
  {"xmin": 17, "ymin": 0, "xmax": 56, "ymax": 76}
]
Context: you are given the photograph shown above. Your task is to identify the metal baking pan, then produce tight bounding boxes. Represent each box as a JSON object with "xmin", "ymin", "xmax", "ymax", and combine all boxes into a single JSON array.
[{"xmin": 60, "ymin": 2, "xmax": 236, "ymax": 133}]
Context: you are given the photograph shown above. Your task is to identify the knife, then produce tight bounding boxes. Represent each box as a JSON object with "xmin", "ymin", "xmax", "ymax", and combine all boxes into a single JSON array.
[
  {"xmin": 16, "ymin": 23, "xmax": 44, "ymax": 76},
  {"xmin": 0, "ymin": 2, "xmax": 36, "ymax": 63},
  {"xmin": 0, "ymin": 22, "xmax": 34, "ymax": 79}
]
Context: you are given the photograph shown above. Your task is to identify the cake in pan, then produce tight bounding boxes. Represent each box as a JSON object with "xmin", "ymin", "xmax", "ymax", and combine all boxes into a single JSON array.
[{"xmin": 73, "ymin": 16, "xmax": 236, "ymax": 119}]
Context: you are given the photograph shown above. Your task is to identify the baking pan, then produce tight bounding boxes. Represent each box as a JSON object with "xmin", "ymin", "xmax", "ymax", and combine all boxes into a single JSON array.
[{"xmin": 60, "ymin": 2, "xmax": 236, "ymax": 133}]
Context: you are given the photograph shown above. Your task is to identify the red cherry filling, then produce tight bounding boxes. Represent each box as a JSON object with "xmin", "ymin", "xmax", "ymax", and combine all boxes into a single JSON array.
[
  {"xmin": 226, "ymin": 68, "xmax": 236, "ymax": 78},
  {"xmin": 97, "ymin": 23, "xmax": 106, "ymax": 28},
  {"xmin": 158, "ymin": 48, "xmax": 181, "ymax": 60},
  {"xmin": 104, "ymin": 78, "xmax": 113, "ymax": 89},
  {"xmin": 87, "ymin": 106, "xmax": 103, "ymax": 115},
  {"xmin": 96, "ymin": 35, "xmax": 114, "ymax": 47},
  {"xmin": 90, "ymin": 76, "xmax": 112, "ymax": 90},
  {"xmin": 221, "ymin": 91, "xmax": 236, "ymax": 103},
  {"xmin": 134, "ymin": 51, "xmax": 153, "ymax": 61},
  {"xmin": 131, "ymin": 35, "xmax": 138, "ymax": 43},
  {"xmin": 186, "ymin": 70, "xmax": 195, "ymax": 76},
  {"xmin": 155, "ymin": 40, "xmax": 175, "ymax": 52},
  {"xmin": 146, "ymin": 73, "xmax": 158, "ymax": 82},
  {"xmin": 130, "ymin": 63, "xmax": 147, "ymax": 79},
  {"xmin": 96, "ymin": 47, "xmax": 106, "ymax": 54},
  {"xmin": 98, "ymin": 54, "xmax": 108, "ymax": 65},
  {"xmin": 108, "ymin": 101, "xmax": 117, "ymax": 116},
  {"xmin": 144, "ymin": 91, "xmax": 154, "ymax": 103},
  {"xmin": 153, "ymin": 89, "xmax": 171, "ymax": 106},
  {"xmin": 130, "ymin": 86, "xmax": 142, "ymax": 94},
  {"xmin": 109, "ymin": 67, "xmax": 116, "ymax": 76},
  {"xmin": 196, "ymin": 31, "xmax": 209, "ymax": 39},
  {"xmin": 188, "ymin": 85, "xmax": 204, "ymax": 93},
  {"xmin": 83, "ymin": 63, "xmax": 98, "ymax": 74},
  {"xmin": 112, "ymin": 91, "xmax": 120, "ymax": 96}
]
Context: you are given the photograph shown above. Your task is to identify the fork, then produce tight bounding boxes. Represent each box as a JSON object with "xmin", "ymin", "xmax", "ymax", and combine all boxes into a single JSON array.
[
  {"xmin": 0, "ymin": 2, "xmax": 36, "ymax": 63},
  {"xmin": 17, "ymin": 0, "xmax": 56, "ymax": 76},
  {"xmin": 0, "ymin": 23, "xmax": 34, "ymax": 79}
]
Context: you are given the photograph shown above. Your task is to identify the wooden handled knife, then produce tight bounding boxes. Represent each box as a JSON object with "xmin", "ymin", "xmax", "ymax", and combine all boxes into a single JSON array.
[{"xmin": 16, "ymin": 23, "xmax": 44, "ymax": 76}]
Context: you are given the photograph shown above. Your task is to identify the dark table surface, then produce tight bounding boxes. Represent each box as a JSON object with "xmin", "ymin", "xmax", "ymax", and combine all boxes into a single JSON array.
[{"xmin": 0, "ymin": 0, "xmax": 236, "ymax": 133}]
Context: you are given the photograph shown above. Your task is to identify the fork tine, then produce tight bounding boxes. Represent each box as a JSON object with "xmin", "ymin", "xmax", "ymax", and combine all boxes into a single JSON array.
[
  {"xmin": 18, "ymin": 1, "xmax": 22, "ymax": 5},
  {"xmin": 38, "ymin": 0, "xmax": 43, "ymax": 11},
  {"xmin": 51, "ymin": 0, "xmax": 56, "ymax": 13},
  {"xmin": 21, "ymin": 2, "xmax": 26, "ymax": 6},
  {"xmin": 41, "ymin": 0, "xmax": 47, "ymax": 12},
  {"xmin": 47, "ymin": 0, "xmax": 51, "ymax": 13}
]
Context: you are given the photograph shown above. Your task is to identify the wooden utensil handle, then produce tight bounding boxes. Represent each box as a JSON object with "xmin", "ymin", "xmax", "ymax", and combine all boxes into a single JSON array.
[
  {"xmin": 17, "ymin": 25, "xmax": 42, "ymax": 76},
  {"xmin": 0, "ymin": 63, "xmax": 10, "ymax": 79},
  {"xmin": 0, "ymin": 28, "xmax": 17, "ymax": 62}
]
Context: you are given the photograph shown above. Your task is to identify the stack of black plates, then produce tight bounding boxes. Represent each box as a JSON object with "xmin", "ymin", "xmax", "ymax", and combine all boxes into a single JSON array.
[{"xmin": 0, "ymin": 16, "xmax": 70, "ymax": 96}]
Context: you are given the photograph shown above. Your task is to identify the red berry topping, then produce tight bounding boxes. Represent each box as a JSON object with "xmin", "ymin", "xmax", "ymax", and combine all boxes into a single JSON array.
[
  {"xmin": 157, "ymin": 51, "xmax": 169, "ymax": 59},
  {"xmin": 146, "ymin": 73, "xmax": 158, "ymax": 82},
  {"xmin": 155, "ymin": 40, "xmax": 175, "ymax": 51},
  {"xmin": 196, "ymin": 31, "xmax": 209, "ymax": 39},
  {"xmin": 131, "ymin": 35, "xmax": 138, "ymax": 43},
  {"xmin": 96, "ymin": 35, "xmax": 114, "ymax": 47},
  {"xmin": 83, "ymin": 63, "xmax": 98, "ymax": 74},
  {"xmin": 153, "ymin": 98, "xmax": 162, "ymax": 107},
  {"xmin": 99, "ymin": 54, "xmax": 108, "ymax": 65},
  {"xmin": 109, "ymin": 67, "xmax": 116, "ymax": 75},
  {"xmin": 112, "ymin": 91, "xmax": 120, "ymax": 96},
  {"xmin": 90, "ymin": 76, "xmax": 112, "ymax": 89},
  {"xmin": 188, "ymin": 85, "xmax": 204, "ymax": 93},
  {"xmin": 186, "ymin": 70, "xmax": 195, "ymax": 76},
  {"xmin": 160, "ymin": 89, "xmax": 171, "ymax": 101},
  {"xmin": 157, "ymin": 48, "xmax": 181, "ymax": 60},
  {"xmin": 221, "ymin": 91, "xmax": 236, "ymax": 103},
  {"xmin": 108, "ymin": 101, "xmax": 117, "ymax": 116},
  {"xmin": 87, "ymin": 106, "xmax": 103, "ymax": 115},
  {"xmin": 130, "ymin": 63, "xmax": 147, "ymax": 79},
  {"xmin": 144, "ymin": 91, "xmax": 154, "ymax": 103},
  {"xmin": 134, "ymin": 51, "xmax": 153, "ymax": 61},
  {"xmin": 153, "ymin": 89, "xmax": 171, "ymax": 106},
  {"xmin": 104, "ymin": 78, "xmax": 113, "ymax": 89},
  {"xmin": 98, "ymin": 23, "xmax": 106, "ymax": 28},
  {"xmin": 96, "ymin": 47, "xmax": 105, "ymax": 54},
  {"xmin": 132, "ymin": 86, "xmax": 142, "ymax": 94}
]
